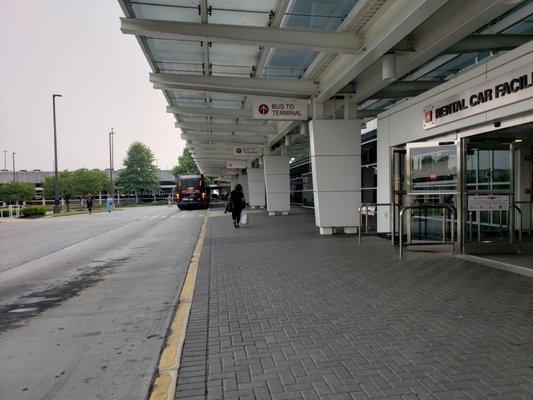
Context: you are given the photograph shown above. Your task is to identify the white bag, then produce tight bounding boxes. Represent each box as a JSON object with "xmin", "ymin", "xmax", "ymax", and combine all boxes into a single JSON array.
[{"xmin": 240, "ymin": 210, "xmax": 248, "ymax": 225}]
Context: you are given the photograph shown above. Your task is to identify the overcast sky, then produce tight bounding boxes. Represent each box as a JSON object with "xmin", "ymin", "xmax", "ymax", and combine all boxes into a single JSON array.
[{"xmin": 0, "ymin": 0, "xmax": 184, "ymax": 172}]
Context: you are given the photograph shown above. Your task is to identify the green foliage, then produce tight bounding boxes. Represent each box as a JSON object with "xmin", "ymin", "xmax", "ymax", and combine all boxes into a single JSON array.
[
  {"xmin": 116, "ymin": 142, "xmax": 160, "ymax": 200},
  {"xmin": 72, "ymin": 169, "xmax": 109, "ymax": 196},
  {"xmin": 172, "ymin": 148, "xmax": 200, "ymax": 177},
  {"xmin": 0, "ymin": 181, "xmax": 35, "ymax": 203},
  {"xmin": 43, "ymin": 171, "xmax": 76, "ymax": 211},
  {"xmin": 21, "ymin": 205, "xmax": 46, "ymax": 217}
]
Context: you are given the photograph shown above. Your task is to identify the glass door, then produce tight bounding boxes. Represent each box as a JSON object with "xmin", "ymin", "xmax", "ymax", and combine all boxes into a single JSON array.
[
  {"xmin": 391, "ymin": 147, "xmax": 406, "ymax": 243},
  {"xmin": 406, "ymin": 141, "xmax": 459, "ymax": 244},
  {"xmin": 462, "ymin": 138, "xmax": 518, "ymax": 254}
]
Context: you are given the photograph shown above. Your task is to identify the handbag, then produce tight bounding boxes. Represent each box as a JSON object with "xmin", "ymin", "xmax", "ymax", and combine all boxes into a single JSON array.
[
  {"xmin": 240, "ymin": 209, "xmax": 248, "ymax": 225},
  {"xmin": 225, "ymin": 200, "xmax": 233, "ymax": 212}
]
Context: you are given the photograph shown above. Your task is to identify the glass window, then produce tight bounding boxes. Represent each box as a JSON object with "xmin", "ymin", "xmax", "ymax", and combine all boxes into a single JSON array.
[
  {"xmin": 362, "ymin": 141, "xmax": 377, "ymax": 165},
  {"xmin": 361, "ymin": 166, "xmax": 377, "ymax": 189},
  {"xmin": 362, "ymin": 189, "xmax": 377, "ymax": 204},
  {"xmin": 410, "ymin": 145, "xmax": 457, "ymax": 192}
]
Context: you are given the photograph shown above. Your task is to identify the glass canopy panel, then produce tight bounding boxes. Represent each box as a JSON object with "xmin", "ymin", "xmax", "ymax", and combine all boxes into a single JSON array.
[
  {"xmin": 158, "ymin": 62, "xmax": 203, "ymax": 74},
  {"xmin": 173, "ymin": 98, "xmax": 207, "ymax": 107},
  {"xmin": 208, "ymin": 0, "xmax": 278, "ymax": 26},
  {"xmin": 147, "ymin": 39, "xmax": 203, "ymax": 64},
  {"xmin": 209, "ymin": 0, "xmax": 278, "ymax": 12},
  {"xmin": 210, "ymin": 116, "xmax": 238, "ymax": 124},
  {"xmin": 262, "ymin": 48, "xmax": 317, "ymax": 78},
  {"xmin": 210, "ymin": 100, "xmax": 243, "ymax": 109},
  {"xmin": 210, "ymin": 93, "xmax": 244, "ymax": 101},
  {"xmin": 210, "ymin": 43, "xmax": 259, "ymax": 77},
  {"xmin": 502, "ymin": 15, "xmax": 533, "ymax": 34},
  {"xmin": 131, "ymin": 0, "xmax": 201, "ymax": 22},
  {"xmin": 181, "ymin": 116, "xmax": 208, "ymax": 123},
  {"xmin": 421, "ymin": 53, "xmax": 491, "ymax": 81},
  {"xmin": 281, "ymin": 0, "xmax": 359, "ymax": 30},
  {"xmin": 211, "ymin": 65, "xmax": 252, "ymax": 77}
]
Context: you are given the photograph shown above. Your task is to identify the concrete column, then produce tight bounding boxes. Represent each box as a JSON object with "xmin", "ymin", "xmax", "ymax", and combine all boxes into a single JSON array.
[
  {"xmin": 377, "ymin": 118, "xmax": 391, "ymax": 233},
  {"xmin": 247, "ymin": 168, "xmax": 266, "ymax": 208},
  {"xmin": 230, "ymin": 176, "xmax": 238, "ymax": 190},
  {"xmin": 263, "ymin": 156, "xmax": 290, "ymax": 215},
  {"xmin": 238, "ymin": 173, "xmax": 249, "ymax": 203},
  {"xmin": 309, "ymin": 120, "xmax": 361, "ymax": 235}
]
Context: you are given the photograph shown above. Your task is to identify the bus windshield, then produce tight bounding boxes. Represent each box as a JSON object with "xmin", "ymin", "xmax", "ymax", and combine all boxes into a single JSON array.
[{"xmin": 178, "ymin": 178, "xmax": 203, "ymax": 189}]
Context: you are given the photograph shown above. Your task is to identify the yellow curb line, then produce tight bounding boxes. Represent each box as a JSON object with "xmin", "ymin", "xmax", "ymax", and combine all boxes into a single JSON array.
[{"xmin": 149, "ymin": 212, "xmax": 208, "ymax": 400}]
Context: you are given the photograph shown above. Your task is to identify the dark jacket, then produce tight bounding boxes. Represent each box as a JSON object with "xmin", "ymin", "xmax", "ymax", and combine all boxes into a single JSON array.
[{"xmin": 226, "ymin": 189, "xmax": 245, "ymax": 212}]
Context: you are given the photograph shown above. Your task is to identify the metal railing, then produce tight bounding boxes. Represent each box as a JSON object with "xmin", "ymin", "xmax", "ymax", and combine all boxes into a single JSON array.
[
  {"xmin": 467, "ymin": 204, "xmax": 523, "ymax": 252},
  {"xmin": 357, "ymin": 203, "xmax": 401, "ymax": 245},
  {"xmin": 0, "ymin": 205, "xmax": 21, "ymax": 218},
  {"xmin": 515, "ymin": 200, "xmax": 532, "ymax": 236},
  {"xmin": 399, "ymin": 204, "xmax": 456, "ymax": 258}
]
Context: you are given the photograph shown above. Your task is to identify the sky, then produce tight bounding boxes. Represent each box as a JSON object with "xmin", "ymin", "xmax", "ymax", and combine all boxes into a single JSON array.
[{"xmin": 0, "ymin": 0, "xmax": 185, "ymax": 172}]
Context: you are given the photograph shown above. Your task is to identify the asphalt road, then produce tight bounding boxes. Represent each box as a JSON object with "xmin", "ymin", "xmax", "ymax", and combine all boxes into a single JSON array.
[{"xmin": 0, "ymin": 205, "xmax": 204, "ymax": 400}]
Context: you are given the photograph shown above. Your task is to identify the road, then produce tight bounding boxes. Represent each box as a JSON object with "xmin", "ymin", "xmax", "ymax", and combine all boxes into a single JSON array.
[{"xmin": 0, "ymin": 205, "xmax": 204, "ymax": 400}]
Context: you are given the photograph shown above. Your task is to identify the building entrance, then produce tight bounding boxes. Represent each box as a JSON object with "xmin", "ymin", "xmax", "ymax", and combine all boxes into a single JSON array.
[
  {"xmin": 395, "ymin": 123, "xmax": 532, "ymax": 264},
  {"xmin": 460, "ymin": 125, "xmax": 532, "ymax": 260}
]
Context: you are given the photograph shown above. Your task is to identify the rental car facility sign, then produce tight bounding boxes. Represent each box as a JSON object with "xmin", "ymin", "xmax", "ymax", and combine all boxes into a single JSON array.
[
  {"xmin": 423, "ymin": 62, "xmax": 533, "ymax": 129},
  {"xmin": 252, "ymin": 98, "xmax": 308, "ymax": 120}
]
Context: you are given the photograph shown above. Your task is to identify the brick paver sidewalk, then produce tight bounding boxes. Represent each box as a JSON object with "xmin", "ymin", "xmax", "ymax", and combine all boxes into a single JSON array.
[{"xmin": 176, "ymin": 207, "xmax": 533, "ymax": 400}]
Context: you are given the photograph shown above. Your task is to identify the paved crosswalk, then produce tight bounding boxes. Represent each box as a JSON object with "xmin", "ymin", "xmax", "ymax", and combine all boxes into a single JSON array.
[{"xmin": 17, "ymin": 211, "xmax": 204, "ymax": 224}]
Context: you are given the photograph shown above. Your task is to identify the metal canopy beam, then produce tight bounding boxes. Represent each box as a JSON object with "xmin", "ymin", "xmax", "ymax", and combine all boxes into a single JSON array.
[
  {"xmin": 357, "ymin": 109, "xmax": 386, "ymax": 118},
  {"xmin": 151, "ymin": 73, "xmax": 317, "ymax": 97},
  {"xmin": 168, "ymin": 105, "xmax": 252, "ymax": 118},
  {"xmin": 444, "ymin": 34, "xmax": 533, "ymax": 54},
  {"xmin": 351, "ymin": 0, "xmax": 520, "ymax": 104},
  {"xmin": 314, "ymin": 0, "xmax": 448, "ymax": 102},
  {"xmin": 254, "ymin": 0, "xmax": 290, "ymax": 77},
  {"xmin": 181, "ymin": 134, "xmax": 266, "ymax": 145},
  {"xmin": 177, "ymin": 121, "xmax": 275, "ymax": 134},
  {"xmin": 120, "ymin": 18, "xmax": 363, "ymax": 54},
  {"xmin": 371, "ymin": 81, "xmax": 442, "ymax": 98}
]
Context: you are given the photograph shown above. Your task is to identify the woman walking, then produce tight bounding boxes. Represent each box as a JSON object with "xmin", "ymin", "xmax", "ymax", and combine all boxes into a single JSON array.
[{"xmin": 225, "ymin": 184, "xmax": 245, "ymax": 228}]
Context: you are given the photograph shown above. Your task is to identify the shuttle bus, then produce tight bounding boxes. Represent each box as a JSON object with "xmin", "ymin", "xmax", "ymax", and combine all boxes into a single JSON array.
[{"xmin": 175, "ymin": 174, "xmax": 209, "ymax": 210}]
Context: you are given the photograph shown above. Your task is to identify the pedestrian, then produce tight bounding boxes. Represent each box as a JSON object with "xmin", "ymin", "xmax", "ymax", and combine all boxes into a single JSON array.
[
  {"xmin": 167, "ymin": 194, "xmax": 172, "ymax": 207},
  {"xmin": 106, "ymin": 195, "xmax": 113, "ymax": 213},
  {"xmin": 86, "ymin": 194, "xmax": 94, "ymax": 215},
  {"xmin": 224, "ymin": 184, "xmax": 245, "ymax": 228}
]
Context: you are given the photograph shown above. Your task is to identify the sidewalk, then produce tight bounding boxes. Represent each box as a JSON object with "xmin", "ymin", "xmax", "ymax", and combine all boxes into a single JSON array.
[{"xmin": 176, "ymin": 207, "xmax": 533, "ymax": 400}]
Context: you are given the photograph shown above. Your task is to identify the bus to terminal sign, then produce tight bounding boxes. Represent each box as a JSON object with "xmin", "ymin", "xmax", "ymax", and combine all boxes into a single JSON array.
[
  {"xmin": 252, "ymin": 98, "xmax": 308, "ymax": 120},
  {"xmin": 423, "ymin": 63, "xmax": 533, "ymax": 129}
]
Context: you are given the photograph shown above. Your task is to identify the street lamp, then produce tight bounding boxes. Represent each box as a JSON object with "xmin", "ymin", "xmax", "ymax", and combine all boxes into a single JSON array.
[
  {"xmin": 12, "ymin": 152, "xmax": 16, "ymax": 182},
  {"xmin": 3, "ymin": 150, "xmax": 7, "ymax": 171},
  {"xmin": 109, "ymin": 129, "xmax": 115, "ymax": 196},
  {"xmin": 52, "ymin": 94, "xmax": 62, "ymax": 214}
]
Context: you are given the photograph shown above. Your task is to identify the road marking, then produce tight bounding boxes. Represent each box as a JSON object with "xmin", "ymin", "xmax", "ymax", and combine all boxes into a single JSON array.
[
  {"xmin": 140, "ymin": 216, "xmax": 149, "ymax": 220},
  {"xmin": 159, "ymin": 215, "xmax": 167, "ymax": 219},
  {"xmin": 149, "ymin": 213, "xmax": 207, "ymax": 400},
  {"xmin": 149, "ymin": 216, "xmax": 159, "ymax": 220}
]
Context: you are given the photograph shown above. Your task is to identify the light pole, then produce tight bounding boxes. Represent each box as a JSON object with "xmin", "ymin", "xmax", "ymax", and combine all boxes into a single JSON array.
[
  {"xmin": 52, "ymin": 94, "xmax": 62, "ymax": 214},
  {"xmin": 3, "ymin": 150, "xmax": 6, "ymax": 171},
  {"xmin": 12, "ymin": 152, "xmax": 16, "ymax": 182},
  {"xmin": 109, "ymin": 128, "xmax": 115, "ymax": 196}
]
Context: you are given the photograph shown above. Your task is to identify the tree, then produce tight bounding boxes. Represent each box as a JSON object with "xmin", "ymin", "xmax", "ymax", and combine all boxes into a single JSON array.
[
  {"xmin": 0, "ymin": 181, "xmax": 35, "ymax": 204},
  {"xmin": 172, "ymin": 148, "xmax": 200, "ymax": 177},
  {"xmin": 72, "ymin": 169, "xmax": 109, "ymax": 197},
  {"xmin": 116, "ymin": 142, "xmax": 160, "ymax": 202},
  {"xmin": 43, "ymin": 171, "xmax": 76, "ymax": 211}
]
